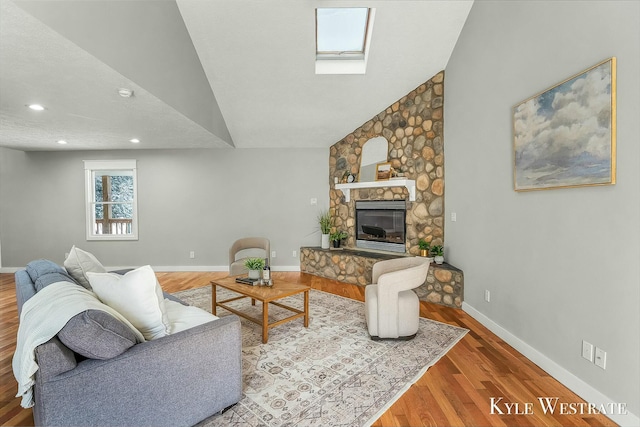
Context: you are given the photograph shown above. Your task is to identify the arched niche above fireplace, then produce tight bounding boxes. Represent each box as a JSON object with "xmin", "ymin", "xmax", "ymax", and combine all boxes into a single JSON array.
[
  {"xmin": 359, "ymin": 136, "xmax": 388, "ymax": 182},
  {"xmin": 336, "ymin": 135, "xmax": 415, "ymax": 202}
]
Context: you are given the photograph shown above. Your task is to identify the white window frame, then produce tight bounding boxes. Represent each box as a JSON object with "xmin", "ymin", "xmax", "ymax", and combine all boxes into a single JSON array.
[
  {"xmin": 315, "ymin": 7, "xmax": 376, "ymax": 75},
  {"xmin": 84, "ymin": 159, "xmax": 138, "ymax": 241}
]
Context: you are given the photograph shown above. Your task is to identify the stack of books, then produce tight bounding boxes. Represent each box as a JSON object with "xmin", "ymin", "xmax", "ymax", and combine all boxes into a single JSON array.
[{"xmin": 235, "ymin": 277, "xmax": 260, "ymax": 286}]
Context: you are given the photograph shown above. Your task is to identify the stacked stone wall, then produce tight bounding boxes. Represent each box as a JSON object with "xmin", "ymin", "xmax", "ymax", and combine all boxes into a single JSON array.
[
  {"xmin": 300, "ymin": 247, "xmax": 463, "ymax": 308},
  {"xmin": 329, "ymin": 71, "xmax": 445, "ymax": 255}
]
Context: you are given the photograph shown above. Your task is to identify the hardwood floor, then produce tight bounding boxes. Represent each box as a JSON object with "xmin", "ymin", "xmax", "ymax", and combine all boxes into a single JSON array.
[{"xmin": 0, "ymin": 272, "xmax": 616, "ymax": 427}]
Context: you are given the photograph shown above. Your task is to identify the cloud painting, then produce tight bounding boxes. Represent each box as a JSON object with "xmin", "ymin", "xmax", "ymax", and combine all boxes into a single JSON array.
[{"xmin": 513, "ymin": 58, "xmax": 616, "ymax": 191}]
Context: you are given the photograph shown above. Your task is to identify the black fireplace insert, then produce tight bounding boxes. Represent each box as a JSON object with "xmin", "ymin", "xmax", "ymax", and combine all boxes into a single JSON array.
[{"xmin": 355, "ymin": 200, "xmax": 406, "ymax": 253}]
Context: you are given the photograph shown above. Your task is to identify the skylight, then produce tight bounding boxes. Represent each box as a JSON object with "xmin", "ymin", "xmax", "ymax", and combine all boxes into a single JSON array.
[
  {"xmin": 316, "ymin": 8, "xmax": 370, "ymax": 60},
  {"xmin": 315, "ymin": 7, "xmax": 375, "ymax": 75}
]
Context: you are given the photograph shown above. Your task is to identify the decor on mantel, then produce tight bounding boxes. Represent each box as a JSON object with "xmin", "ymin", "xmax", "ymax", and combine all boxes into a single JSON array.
[
  {"xmin": 329, "ymin": 71, "xmax": 445, "ymax": 255},
  {"xmin": 375, "ymin": 162, "xmax": 392, "ymax": 181},
  {"xmin": 513, "ymin": 57, "xmax": 616, "ymax": 191},
  {"xmin": 318, "ymin": 210, "xmax": 332, "ymax": 249},
  {"xmin": 359, "ymin": 136, "xmax": 389, "ymax": 182}
]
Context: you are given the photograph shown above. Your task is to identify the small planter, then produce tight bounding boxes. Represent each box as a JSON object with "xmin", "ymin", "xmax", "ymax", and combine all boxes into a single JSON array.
[
  {"xmin": 430, "ymin": 245, "xmax": 444, "ymax": 264},
  {"xmin": 419, "ymin": 249, "xmax": 429, "ymax": 257},
  {"xmin": 321, "ymin": 234, "xmax": 330, "ymax": 249},
  {"xmin": 332, "ymin": 240, "xmax": 341, "ymax": 248},
  {"xmin": 248, "ymin": 269, "xmax": 261, "ymax": 279}
]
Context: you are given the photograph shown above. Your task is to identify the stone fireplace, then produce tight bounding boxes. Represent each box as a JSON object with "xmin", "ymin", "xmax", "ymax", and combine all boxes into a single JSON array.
[
  {"xmin": 329, "ymin": 71, "xmax": 445, "ymax": 254},
  {"xmin": 300, "ymin": 70, "xmax": 464, "ymax": 308}
]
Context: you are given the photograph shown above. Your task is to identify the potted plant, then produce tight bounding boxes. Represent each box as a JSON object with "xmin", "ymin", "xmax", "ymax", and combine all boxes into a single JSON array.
[
  {"xmin": 418, "ymin": 239, "xmax": 431, "ymax": 257},
  {"xmin": 330, "ymin": 231, "xmax": 348, "ymax": 248},
  {"xmin": 244, "ymin": 257, "xmax": 265, "ymax": 279},
  {"xmin": 430, "ymin": 245, "xmax": 444, "ymax": 265},
  {"xmin": 318, "ymin": 210, "xmax": 332, "ymax": 249}
]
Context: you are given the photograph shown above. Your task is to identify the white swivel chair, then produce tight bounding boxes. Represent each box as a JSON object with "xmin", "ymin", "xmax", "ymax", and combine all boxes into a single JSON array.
[
  {"xmin": 364, "ymin": 256, "xmax": 431, "ymax": 340},
  {"xmin": 229, "ymin": 237, "xmax": 271, "ymax": 276}
]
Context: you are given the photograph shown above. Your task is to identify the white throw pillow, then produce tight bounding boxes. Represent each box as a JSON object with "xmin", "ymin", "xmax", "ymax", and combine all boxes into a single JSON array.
[
  {"xmin": 63, "ymin": 246, "xmax": 107, "ymax": 290},
  {"xmin": 164, "ymin": 300, "xmax": 218, "ymax": 334},
  {"xmin": 87, "ymin": 265, "xmax": 168, "ymax": 340}
]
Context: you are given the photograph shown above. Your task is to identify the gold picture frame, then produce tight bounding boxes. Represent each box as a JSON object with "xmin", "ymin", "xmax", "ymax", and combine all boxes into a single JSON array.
[
  {"xmin": 512, "ymin": 57, "xmax": 616, "ymax": 191},
  {"xmin": 375, "ymin": 162, "xmax": 392, "ymax": 181}
]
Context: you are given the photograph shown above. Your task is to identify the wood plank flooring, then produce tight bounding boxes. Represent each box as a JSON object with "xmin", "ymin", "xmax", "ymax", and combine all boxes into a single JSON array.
[{"xmin": 0, "ymin": 272, "xmax": 616, "ymax": 427}]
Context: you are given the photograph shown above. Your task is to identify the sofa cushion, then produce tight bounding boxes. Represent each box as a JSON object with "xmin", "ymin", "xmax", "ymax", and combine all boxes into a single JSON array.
[
  {"xmin": 87, "ymin": 265, "xmax": 169, "ymax": 340},
  {"xmin": 164, "ymin": 300, "xmax": 218, "ymax": 334},
  {"xmin": 26, "ymin": 259, "xmax": 65, "ymax": 283},
  {"xmin": 58, "ymin": 310, "xmax": 138, "ymax": 359},
  {"xmin": 34, "ymin": 272, "xmax": 80, "ymax": 293},
  {"xmin": 63, "ymin": 246, "xmax": 107, "ymax": 290}
]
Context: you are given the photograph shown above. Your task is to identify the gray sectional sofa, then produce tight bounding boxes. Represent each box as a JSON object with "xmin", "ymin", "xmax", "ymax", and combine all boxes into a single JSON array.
[{"xmin": 15, "ymin": 261, "xmax": 242, "ymax": 427}]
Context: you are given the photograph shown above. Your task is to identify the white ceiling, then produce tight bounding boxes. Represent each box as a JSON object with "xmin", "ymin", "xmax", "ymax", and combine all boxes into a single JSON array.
[{"xmin": 0, "ymin": 0, "xmax": 473, "ymax": 151}]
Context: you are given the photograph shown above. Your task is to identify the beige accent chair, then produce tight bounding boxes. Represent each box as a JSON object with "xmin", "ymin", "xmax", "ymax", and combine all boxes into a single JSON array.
[
  {"xmin": 229, "ymin": 237, "xmax": 271, "ymax": 275},
  {"xmin": 364, "ymin": 257, "xmax": 432, "ymax": 340}
]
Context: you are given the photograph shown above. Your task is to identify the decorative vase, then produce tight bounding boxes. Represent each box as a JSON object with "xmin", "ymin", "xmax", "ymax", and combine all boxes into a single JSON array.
[
  {"xmin": 434, "ymin": 255, "xmax": 444, "ymax": 265},
  {"xmin": 321, "ymin": 233, "xmax": 330, "ymax": 249},
  {"xmin": 248, "ymin": 269, "xmax": 260, "ymax": 279}
]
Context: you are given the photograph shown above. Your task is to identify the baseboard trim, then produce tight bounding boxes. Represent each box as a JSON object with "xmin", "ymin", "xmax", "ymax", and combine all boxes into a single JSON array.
[
  {"xmin": 1, "ymin": 265, "xmax": 302, "ymax": 273},
  {"xmin": 149, "ymin": 265, "xmax": 301, "ymax": 272},
  {"xmin": 462, "ymin": 302, "xmax": 639, "ymax": 427}
]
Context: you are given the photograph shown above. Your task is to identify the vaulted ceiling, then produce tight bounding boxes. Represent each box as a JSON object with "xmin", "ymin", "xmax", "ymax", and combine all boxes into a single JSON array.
[{"xmin": 0, "ymin": 0, "xmax": 473, "ymax": 151}]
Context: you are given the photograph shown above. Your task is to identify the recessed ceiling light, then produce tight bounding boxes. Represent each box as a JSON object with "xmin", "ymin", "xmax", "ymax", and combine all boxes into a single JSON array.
[
  {"xmin": 28, "ymin": 104, "xmax": 45, "ymax": 111},
  {"xmin": 129, "ymin": 138, "xmax": 140, "ymax": 143},
  {"xmin": 57, "ymin": 140, "xmax": 67, "ymax": 145}
]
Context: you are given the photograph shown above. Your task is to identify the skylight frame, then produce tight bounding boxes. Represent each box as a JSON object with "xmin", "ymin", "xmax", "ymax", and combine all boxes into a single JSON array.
[{"xmin": 315, "ymin": 7, "xmax": 372, "ymax": 61}]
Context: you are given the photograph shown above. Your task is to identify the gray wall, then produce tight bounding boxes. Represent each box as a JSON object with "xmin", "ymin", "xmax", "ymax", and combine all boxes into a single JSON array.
[
  {"xmin": 445, "ymin": 0, "xmax": 639, "ymax": 417},
  {"xmin": 0, "ymin": 147, "xmax": 328, "ymax": 269}
]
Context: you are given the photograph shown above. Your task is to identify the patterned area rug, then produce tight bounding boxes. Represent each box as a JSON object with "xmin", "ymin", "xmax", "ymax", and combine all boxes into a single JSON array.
[{"xmin": 173, "ymin": 285, "xmax": 467, "ymax": 427}]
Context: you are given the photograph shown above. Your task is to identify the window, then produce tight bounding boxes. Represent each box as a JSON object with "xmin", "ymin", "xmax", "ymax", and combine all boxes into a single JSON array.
[
  {"xmin": 84, "ymin": 160, "xmax": 138, "ymax": 240},
  {"xmin": 316, "ymin": 8, "xmax": 369, "ymax": 59},
  {"xmin": 315, "ymin": 8, "xmax": 375, "ymax": 75}
]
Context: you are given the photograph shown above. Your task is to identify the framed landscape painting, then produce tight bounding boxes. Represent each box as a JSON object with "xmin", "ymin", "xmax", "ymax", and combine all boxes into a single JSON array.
[{"xmin": 513, "ymin": 58, "xmax": 616, "ymax": 191}]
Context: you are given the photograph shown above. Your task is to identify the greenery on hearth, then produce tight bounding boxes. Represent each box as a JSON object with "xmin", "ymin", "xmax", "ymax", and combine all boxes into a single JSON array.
[
  {"xmin": 318, "ymin": 210, "xmax": 332, "ymax": 234},
  {"xmin": 244, "ymin": 257, "xmax": 265, "ymax": 270},
  {"xmin": 418, "ymin": 239, "xmax": 430, "ymax": 250},
  {"xmin": 430, "ymin": 245, "xmax": 444, "ymax": 256},
  {"xmin": 330, "ymin": 231, "xmax": 348, "ymax": 242}
]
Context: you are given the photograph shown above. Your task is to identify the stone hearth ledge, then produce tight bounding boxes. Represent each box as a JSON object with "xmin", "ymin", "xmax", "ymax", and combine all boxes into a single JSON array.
[{"xmin": 300, "ymin": 246, "xmax": 463, "ymax": 308}]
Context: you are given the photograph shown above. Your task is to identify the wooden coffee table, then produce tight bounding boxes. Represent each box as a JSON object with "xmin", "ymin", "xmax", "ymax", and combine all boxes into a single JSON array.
[{"xmin": 211, "ymin": 276, "xmax": 310, "ymax": 343}]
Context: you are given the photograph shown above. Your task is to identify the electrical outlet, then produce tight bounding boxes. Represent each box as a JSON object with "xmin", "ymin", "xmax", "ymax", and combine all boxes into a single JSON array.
[
  {"xmin": 310, "ymin": 198, "xmax": 317, "ymax": 205},
  {"xmin": 582, "ymin": 340, "xmax": 594, "ymax": 362},
  {"xmin": 595, "ymin": 347, "xmax": 607, "ymax": 369},
  {"xmin": 189, "ymin": 251, "xmax": 195, "ymax": 259},
  {"xmin": 451, "ymin": 212, "xmax": 457, "ymax": 222},
  {"xmin": 484, "ymin": 290, "xmax": 490, "ymax": 302},
  {"xmin": 271, "ymin": 250, "xmax": 277, "ymax": 258},
  {"xmin": 292, "ymin": 250, "xmax": 297, "ymax": 257}
]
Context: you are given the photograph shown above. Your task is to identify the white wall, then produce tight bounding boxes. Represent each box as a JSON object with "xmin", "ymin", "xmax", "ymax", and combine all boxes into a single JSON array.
[
  {"xmin": 445, "ymin": 0, "xmax": 639, "ymax": 421},
  {"xmin": 0, "ymin": 147, "xmax": 328, "ymax": 269}
]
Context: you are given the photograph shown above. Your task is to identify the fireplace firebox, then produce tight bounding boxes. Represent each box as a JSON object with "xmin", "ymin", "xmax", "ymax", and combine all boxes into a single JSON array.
[{"xmin": 355, "ymin": 200, "xmax": 406, "ymax": 253}]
